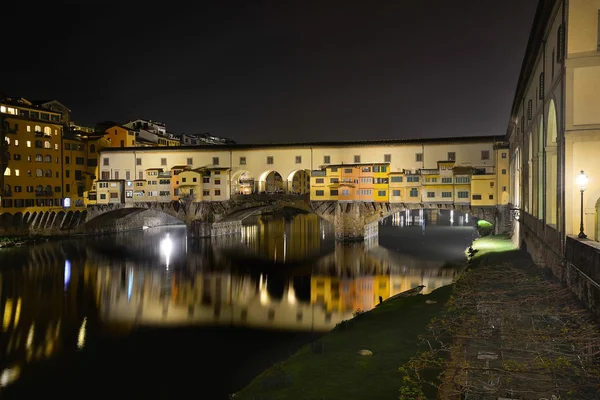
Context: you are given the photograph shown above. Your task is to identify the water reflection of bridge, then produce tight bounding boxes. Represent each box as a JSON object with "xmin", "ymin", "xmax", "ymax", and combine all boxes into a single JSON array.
[{"xmin": 94, "ymin": 261, "xmax": 460, "ymax": 333}]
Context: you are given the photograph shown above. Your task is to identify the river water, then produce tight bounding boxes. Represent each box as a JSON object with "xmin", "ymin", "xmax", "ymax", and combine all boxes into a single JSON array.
[{"xmin": 0, "ymin": 209, "xmax": 477, "ymax": 399}]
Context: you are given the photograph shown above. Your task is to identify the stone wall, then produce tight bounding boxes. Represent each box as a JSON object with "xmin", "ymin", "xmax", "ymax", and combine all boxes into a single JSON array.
[
  {"xmin": 519, "ymin": 212, "xmax": 600, "ymax": 315},
  {"xmin": 82, "ymin": 208, "xmax": 183, "ymax": 236},
  {"xmin": 565, "ymin": 236, "xmax": 600, "ymax": 312}
]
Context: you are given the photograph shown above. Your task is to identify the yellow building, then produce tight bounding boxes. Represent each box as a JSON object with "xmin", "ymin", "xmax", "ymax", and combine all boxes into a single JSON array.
[
  {"xmin": 157, "ymin": 136, "xmax": 180, "ymax": 147},
  {"xmin": 105, "ymin": 125, "xmax": 136, "ymax": 148},
  {"xmin": 404, "ymin": 171, "xmax": 421, "ymax": 204},
  {"xmin": 494, "ymin": 144, "xmax": 510, "ymax": 205},
  {"xmin": 1, "ymin": 97, "xmax": 65, "ymax": 215},
  {"xmin": 177, "ymin": 169, "xmax": 202, "ymax": 201},
  {"xmin": 470, "ymin": 174, "xmax": 497, "ymax": 207},
  {"xmin": 373, "ymin": 164, "xmax": 389, "ymax": 202},
  {"xmin": 452, "ymin": 166, "xmax": 472, "ymax": 205}
]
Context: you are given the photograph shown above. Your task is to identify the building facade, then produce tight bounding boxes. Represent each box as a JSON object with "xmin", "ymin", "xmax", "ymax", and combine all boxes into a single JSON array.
[
  {"xmin": 86, "ymin": 136, "xmax": 509, "ymax": 209},
  {"xmin": 507, "ymin": 0, "xmax": 600, "ymax": 309},
  {"xmin": 508, "ymin": 0, "xmax": 600, "ymax": 242},
  {"xmin": 0, "ymin": 97, "xmax": 108, "ymax": 226}
]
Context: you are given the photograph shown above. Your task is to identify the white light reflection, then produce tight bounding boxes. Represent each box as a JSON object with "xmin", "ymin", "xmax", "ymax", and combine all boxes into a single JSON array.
[
  {"xmin": 287, "ymin": 279, "xmax": 296, "ymax": 304},
  {"xmin": 64, "ymin": 260, "xmax": 71, "ymax": 289},
  {"xmin": 160, "ymin": 235, "xmax": 173, "ymax": 269},
  {"xmin": 77, "ymin": 317, "xmax": 87, "ymax": 350},
  {"xmin": 450, "ymin": 209, "xmax": 454, "ymax": 225},
  {"xmin": 0, "ymin": 366, "xmax": 20, "ymax": 388},
  {"xmin": 26, "ymin": 323, "xmax": 34, "ymax": 349},
  {"xmin": 466, "ymin": 213, "xmax": 469, "ymax": 223},
  {"xmin": 259, "ymin": 274, "xmax": 269, "ymax": 305}
]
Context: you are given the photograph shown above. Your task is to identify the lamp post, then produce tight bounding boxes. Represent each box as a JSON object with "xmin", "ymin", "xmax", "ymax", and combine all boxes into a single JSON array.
[{"xmin": 576, "ymin": 170, "xmax": 588, "ymax": 239}]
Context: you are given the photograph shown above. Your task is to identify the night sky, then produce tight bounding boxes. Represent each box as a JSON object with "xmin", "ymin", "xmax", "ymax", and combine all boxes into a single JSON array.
[{"xmin": 2, "ymin": 1, "xmax": 538, "ymax": 144}]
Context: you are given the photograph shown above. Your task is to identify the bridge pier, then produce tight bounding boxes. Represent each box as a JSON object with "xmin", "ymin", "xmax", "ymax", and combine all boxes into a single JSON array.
[
  {"xmin": 334, "ymin": 202, "xmax": 382, "ymax": 241},
  {"xmin": 188, "ymin": 220, "xmax": 212, "ymax": 238}
]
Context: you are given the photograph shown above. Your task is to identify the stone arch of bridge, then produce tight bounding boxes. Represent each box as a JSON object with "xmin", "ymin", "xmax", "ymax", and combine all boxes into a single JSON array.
[
  {"xmin": 286, "ymin": 169, "xmax": 311, "ymax": 194},
  {"xmin": 258, "ymin": 170, "xmax": 284, "ymax": 193},
  {"xmin": 231, "ymin": 169, "xmax": 256, "ymax": 195},
  {"xmin": 85, "ymin": 206, "xmax": 185, "ymax": 231}
]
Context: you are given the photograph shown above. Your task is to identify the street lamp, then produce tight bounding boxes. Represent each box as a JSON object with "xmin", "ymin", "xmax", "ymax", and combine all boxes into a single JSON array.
[{"xmin": 576, "ymin": 170, "xmax": 588, "ymax": 239}]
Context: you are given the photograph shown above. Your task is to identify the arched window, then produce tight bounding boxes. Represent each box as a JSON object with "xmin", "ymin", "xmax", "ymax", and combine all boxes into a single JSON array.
[
  {"xmin": 35, "ymin": 185, "xmax": 43, "ymax": 194},
  {"xmin": 44, "ymin": 155, "xmax": 52, "ymax": 163},
  {"xmin": 90, "ymin": 144, "xmax": 96, "ymax": 152},
  {"xmin": 44, "ymin": 140, "xmax": 51, "ymax": 149},
  {"xmin": 43, "ymin": 127, "xmax": 51, "ymax": 135},
  {"xmin": 34, "ymin": 125, "xmax": 41, "ymax": 132},
  {"xmin": 3, "ymin": 167, "xmax": 10, "ymax": 176},
  {"xmin": 546, "ymin": 99, "xmax": 558, "ymax": 226},
  {"xmin": 36, "ymin": 169, "xmax": 43, "ymax": 177},
  {"xmin": 3, "ymin": 184, "xmax": 11, "ymax": 193},
  {"xmin": 45, "ymin": 169, "xmax": 52, "ymax": 177},
  {"xmin": 35, "ymin": 140, "xmax": 43, "ymax": 148},
  {"xmin": 35, "ymin": 154, "xmax": 43, "ymax": 162},
  {"xmin": 44, "ymin": 185, "xmax": 52, "ymax": 194},
  {"xmin": 547, "ymin": 99, "xmax": 557, "ymax": 145}
]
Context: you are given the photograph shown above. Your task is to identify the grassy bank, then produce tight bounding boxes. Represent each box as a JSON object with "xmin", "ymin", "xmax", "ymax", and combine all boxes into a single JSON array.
[{"xmin": 234, "ymin": 284, "xmax": 455, "ymax": 400}]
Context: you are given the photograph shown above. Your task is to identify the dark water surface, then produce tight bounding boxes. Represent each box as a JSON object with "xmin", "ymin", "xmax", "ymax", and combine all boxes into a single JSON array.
[{"xmin": 0, "ymin": 209, "xmax": 477, "ymax": 399}]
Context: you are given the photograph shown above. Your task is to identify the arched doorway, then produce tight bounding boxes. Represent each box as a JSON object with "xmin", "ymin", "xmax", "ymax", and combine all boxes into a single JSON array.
[
  {"xmin": 259, "ymin": 170, "xmax": 284, "ymax": 193},
  {"xmin": 231, "ymin": 170, "xmax": 255, "ymax": 195},
  {"xmin": 287, "ymin": 170, "xmax": 310, "ymax": 194}
]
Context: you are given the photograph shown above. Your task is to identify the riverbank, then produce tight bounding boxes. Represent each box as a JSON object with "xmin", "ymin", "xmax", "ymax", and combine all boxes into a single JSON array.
[
  {"xmin": 233, "ymin": 275, "xmax": 457, "ymax": 399},
  {"xmin": 234, "ymin": 235, "xmax": 600, "ymax": 399}
]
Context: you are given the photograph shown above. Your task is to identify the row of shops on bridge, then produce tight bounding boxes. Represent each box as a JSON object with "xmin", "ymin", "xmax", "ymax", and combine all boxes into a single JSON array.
[{"xmin": 84, "ymin": 152, "xmax": 509, "ymax": 208}]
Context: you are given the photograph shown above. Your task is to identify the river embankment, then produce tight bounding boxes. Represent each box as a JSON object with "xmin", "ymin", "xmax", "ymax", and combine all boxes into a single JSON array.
[{"xmin": 234, "ymin": 235, "xmax": 600, "ymax": 400}]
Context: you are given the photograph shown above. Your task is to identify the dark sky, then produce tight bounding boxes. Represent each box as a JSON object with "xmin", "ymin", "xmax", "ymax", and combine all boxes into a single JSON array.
[{"xmin": 1, "ymin": 1, "xmax": 538, "ymax": 144}]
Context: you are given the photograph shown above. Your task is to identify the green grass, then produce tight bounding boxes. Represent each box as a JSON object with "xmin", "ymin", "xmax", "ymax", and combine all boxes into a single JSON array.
[
  {"xmin": 469, "ymin": 234, "xmax": 517, "ymax": 260},
  {"xmin": 234, "ymin": 285, "xmax": 455, "ymax": 400}
]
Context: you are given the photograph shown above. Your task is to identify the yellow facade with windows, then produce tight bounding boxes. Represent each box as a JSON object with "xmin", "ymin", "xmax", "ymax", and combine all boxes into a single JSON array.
[
  {"xmin": 105, "ymin": 125, "xmax": 136, "ymax": 148},
  {"xmin": 1, "ymin": 98, "xmax": 66, "ymax": 215},
  {"xmin": 373, "ymin": 164, "xmax": 389, "ymax": 202}
]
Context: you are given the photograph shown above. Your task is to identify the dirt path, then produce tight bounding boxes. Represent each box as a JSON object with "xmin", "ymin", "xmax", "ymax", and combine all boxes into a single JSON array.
[{"xmin": 404, "ymin": 237, "xmax": 600, "ymax": 400}]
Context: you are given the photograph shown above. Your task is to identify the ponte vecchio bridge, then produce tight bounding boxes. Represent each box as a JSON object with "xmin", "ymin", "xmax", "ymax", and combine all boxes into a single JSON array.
[{"xmin": 82, "ymin": 136, "xmax": 511, "ymax": 241}]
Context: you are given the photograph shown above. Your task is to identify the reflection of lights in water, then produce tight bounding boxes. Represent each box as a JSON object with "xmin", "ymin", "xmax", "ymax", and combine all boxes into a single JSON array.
[
  {"xmin": 259, "ymin": 274, "xmax": 269, "ymax": 305},
  {"xmin": 64, "ymin": 260, "xmax": 71, "ymax": 289},
  {"xmin": 77, "ymin": 317, "xmax": 87, "ymax": 350},
  {"xmin": 26, "ymin": 323, "xmax": 34, "ymax": 349},
  {"xmin": 287, "ymin": 279, "xmax": 296, "ymax": 304},
  {"xmin": 127, "ymin": 270, "xmax": 133, "ymax": 301},
  {"xmin": 450, "ymin": 210, "xmax": 454, "ymax": 225},
  {"xmin": 466, "ymin": 213, "xmax": 469, "ymax": 223},
  {"xmin": 283, "ymin": 233, "xmax": 287, "ymax": 263},
  {"xmin": 0, "ymin": 366, "xmax": 21, "ymax": 387},
  {"xmin": 160, "ymin": 235, "xmax": 173, "ymax": 269}
]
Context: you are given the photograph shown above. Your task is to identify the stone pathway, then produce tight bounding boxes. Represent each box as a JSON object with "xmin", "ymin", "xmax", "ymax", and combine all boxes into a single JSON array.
[{"xmin": 438, "ymin": 249, "xmax": 600, "ymax": 400}]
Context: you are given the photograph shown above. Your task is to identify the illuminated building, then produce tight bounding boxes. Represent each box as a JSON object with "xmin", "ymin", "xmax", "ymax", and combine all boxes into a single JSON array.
[{"xmin": 1, "ymin": 98, "xmax": 66, "ymax": 215}]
